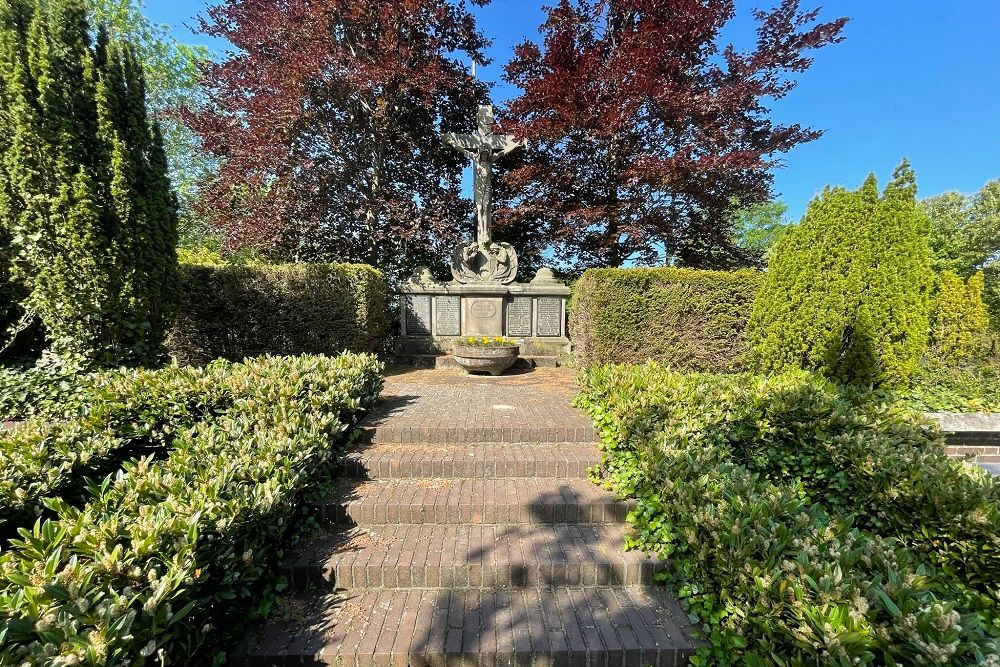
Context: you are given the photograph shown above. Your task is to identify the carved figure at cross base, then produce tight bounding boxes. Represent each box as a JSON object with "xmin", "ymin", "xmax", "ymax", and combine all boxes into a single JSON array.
[{"xmin": 444, "ymin": 105, "xmax": 524, "ymax": 284}]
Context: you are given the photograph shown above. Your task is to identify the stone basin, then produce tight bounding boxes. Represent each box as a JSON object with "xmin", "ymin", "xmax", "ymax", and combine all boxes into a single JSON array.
[{"xmin": 451, "ymin": 344, "xmax": 520, "ymax": 376}]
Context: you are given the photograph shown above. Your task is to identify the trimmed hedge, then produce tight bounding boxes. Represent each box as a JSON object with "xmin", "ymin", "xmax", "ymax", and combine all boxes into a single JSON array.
[
  {"xmin": 570, "ymin": 268, "xmax": 763, "ymax": 371},
  {"xmin": 167, "ymin": 263, "xmax": 390, "ymax": 366},
  {"xmin": 577, "ymin": 363, "xmax": 1000, "ymax": 665},
  {"xmin": 0, "ymin": 353, "xmax": 383, "ymax": 665},
  {"xmin": 0, "ymin": 363, "xmax": 100, "ymax": 422}
]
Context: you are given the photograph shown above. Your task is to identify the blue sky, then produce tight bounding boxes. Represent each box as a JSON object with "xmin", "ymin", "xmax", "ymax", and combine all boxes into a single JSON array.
[{"xmin": 146, "ymin": 0, "xmax": 1000, "ymax": 221}]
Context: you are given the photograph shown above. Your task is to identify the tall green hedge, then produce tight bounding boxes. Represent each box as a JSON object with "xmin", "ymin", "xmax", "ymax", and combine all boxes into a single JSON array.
[
  {"xmin": 167, "ymin": 263, "xmax": 390, "ymax": 365},
  {"xmin": 0, "ymin": 232, "xmax": 18, "ymax": 346},
  {"xmin": 570, "ymin": 267, "xmax": 763, "ymax": 371},
  {"xmin": 0, "ymin": 0, "xmax": 179, "ymax": 366},
  {"xmin": 748, "ymin": 161, "xmax": 934, "ymax": 386}
]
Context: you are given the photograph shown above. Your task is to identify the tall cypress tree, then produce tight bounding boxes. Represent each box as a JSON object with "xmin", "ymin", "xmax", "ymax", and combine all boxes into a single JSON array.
[
  {"xmin": 747, "ymin": 160, "xmax": 934, "ymax": 386},
  {"xmin": 0, "ymin": 0, "xmax": 178, "ymax": 366}
]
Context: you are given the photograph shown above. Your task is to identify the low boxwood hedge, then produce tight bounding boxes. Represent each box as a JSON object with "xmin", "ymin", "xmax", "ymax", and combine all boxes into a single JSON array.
[
  {"xmin": 576, "ymin": 363, "xmax": 1000, "ymax": 665},
  {"xmin": 0, "ymin": 353, "xmax": 383, "ymax": 665},
  {"xmin": 570, "ymin": 268, "xmax": 763, "ymax": 371},
  {"xmin": 167, "ymin": 263, "xmax": 391, "ymax": 366}
]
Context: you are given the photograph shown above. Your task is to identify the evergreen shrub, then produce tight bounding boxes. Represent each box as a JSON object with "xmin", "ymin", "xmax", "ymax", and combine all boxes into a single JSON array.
[
  {"xmin": 0, "ymin": 364, "xmax": 236, "ymax": 536},
  {"xmin": 167, "ymin": 263, "xmax": 391, "ymax": 365},
  {"xmin": 0, "ymin": 234, "xmax": 19, "ymax": 343},
  {"xmin": 570, "ymin": 267, "xmax": 763, "ymax": 370},
  {"xmin": 900, "ymin": 356, "xmax": 1000, "ymax": 413},
  {"xmin": 929, "ymin": 270, "xmax": 991, "ymax": 362},
  {"xmin": 0, "ymin": 362, "xmax": 101, "ymax": 421},
  {"xmin": 747, "ymin": 161, "xmax": 934, "ymax": 386},
  {"xmin": 0, "ymin": 353, "xmax": 384, "ymax": 664},
  {"xmin": 0, "ymin": 0, "xmax": 179, "ymax": 366},
  {"xmin": 576, "ymin": 363, "xmax": 1000, "ymax": 665}
]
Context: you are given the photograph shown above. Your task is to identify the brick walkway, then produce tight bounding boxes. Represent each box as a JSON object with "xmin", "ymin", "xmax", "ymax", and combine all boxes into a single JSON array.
[
  {"xmin": 362, "ymin": 368, "xmax": 597, "ymax": 444},
  {"xmin": 233, "ymin": 367, "xmax": 695, "ymax": 665}
]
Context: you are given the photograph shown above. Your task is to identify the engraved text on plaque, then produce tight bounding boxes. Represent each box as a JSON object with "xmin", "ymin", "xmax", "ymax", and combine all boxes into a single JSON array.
[
  {"xmin": 435, "ymin": 296, "xmax": 461, "ymax": 336},
  {"xmin": 536, "ymin": 297, "xmax": 562, "ymax": 337},
  {"xmin": 506, "ymin": 297, "xmax": 532, "ymax": 337},
  {"xmin": 404, "ymin": 295, "xmax": 432, "ymax": 336}
]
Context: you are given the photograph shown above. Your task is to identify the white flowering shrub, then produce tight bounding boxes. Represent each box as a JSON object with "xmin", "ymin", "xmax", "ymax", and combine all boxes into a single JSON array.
[
  {"xmin": 0, "ymin": 365, "xmax": 233, "ymax": 537},
  {"xmin": 577, "ymin": 363, "xmax": 1000, "ymax": 665},
  {"xmin": 0, "ymin": 353, "xmax": 383, "ymax": 665}
]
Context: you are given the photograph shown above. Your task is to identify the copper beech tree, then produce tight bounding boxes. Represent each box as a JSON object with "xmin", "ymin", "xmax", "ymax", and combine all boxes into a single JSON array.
[
  {"xmin": 186, "ymin": 0, "xmax": 491, "ymax": 278},
  {"xmin": 500, "ymin": 0, "xmax": 848, "ymax": 270}
]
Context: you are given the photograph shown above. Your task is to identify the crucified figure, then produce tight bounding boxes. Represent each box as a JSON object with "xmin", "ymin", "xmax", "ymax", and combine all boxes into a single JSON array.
[{"xmin": 443, "ymin": 105, "xmax": 523, "ymax": 246}]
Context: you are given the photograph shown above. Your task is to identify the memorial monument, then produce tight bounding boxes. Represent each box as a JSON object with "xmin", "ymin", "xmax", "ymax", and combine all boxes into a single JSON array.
[{"xmin": 397, "ymin": 105, "xmax": 571, "ymax": 359}]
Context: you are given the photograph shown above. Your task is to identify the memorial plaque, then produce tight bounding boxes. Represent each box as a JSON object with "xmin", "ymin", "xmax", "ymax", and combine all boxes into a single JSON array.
[
  {"xmin": 435, "ymin": 296, "xmax": 461, "ymax": 336},
  {"xmin": 536, "ymin": 297, "xmax": 563, "ymax": 337},
  {"xmin": 506, "ymin": 297, "xmax": 532, "ymax": 337},
  {"xmin": 471, "ymin": 300, "xmax": 497, "ymax": 319},
  {"xmin": 464, "ymin": 297, "xmax": 503, "ymax": 336},
  {"xmin": 404, "ymin": 295, "xmax": 432, "ymax": 336}
]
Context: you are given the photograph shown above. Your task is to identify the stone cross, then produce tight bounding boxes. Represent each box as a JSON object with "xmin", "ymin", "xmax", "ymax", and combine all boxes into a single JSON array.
[{"xmin": 443, "ymin": 105, "xmax": 522, "ymax": 246}]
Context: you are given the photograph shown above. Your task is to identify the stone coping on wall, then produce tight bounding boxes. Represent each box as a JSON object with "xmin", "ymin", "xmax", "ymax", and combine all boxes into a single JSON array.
[
  {"xmin": 398, "ymin": 281, "xmax": 571, "ymax": 297},
  {"xmin": 927, "ymin": 412, "xmax": 1000, "ymax": 434},
  {"xmin": 926, "ymin": 412, "xmax": 1000, "ymax": 464}
]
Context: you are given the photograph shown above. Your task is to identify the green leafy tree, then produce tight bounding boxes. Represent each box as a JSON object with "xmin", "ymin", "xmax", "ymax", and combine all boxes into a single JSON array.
[
  {"xmin": 922, "ymin": 178, "xmax": 1000, "ymax": 323},
  {"xmin": 929, "ymin": 270, "xmax": 990, "ymax": 362},
  {"xmin": 732, "ymin": 200, "xmax": 791, "ymax": 265},
  {"xmin": 747, "ymin": 160, "xmax": 933, "ymax": 386},
  {"xmin": 0, "ymin": 0, "xmax": 180, "ymax": 366},
  {"xmin": 923, "ymin": 179, "xmax": 1000, "ymax": 274}
]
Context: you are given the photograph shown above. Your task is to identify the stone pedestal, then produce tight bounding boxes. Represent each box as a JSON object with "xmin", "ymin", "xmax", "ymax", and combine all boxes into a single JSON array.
[{"xmin": 398, "ymin": 268, "xmax": 571, "ymax": 357}]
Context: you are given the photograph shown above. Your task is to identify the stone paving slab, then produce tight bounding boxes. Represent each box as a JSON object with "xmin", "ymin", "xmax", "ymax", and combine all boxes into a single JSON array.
[
  {"xmin": 285, "ymin": 524, "xmax": 665, "ymax": 591},
  {"xmin": 343, "ymin": 443, "xmax": 600, "ymax": 479},
  {"xmin": 945, "ymin": 444, "xmax": 1000, "ymax": 464},
  {"xmin": 316, "ymin": 478, "xmax": 633, "ymax": 526},
  {"xmin": 233, "ymin": 586, "xmax": 696, "ymax": 667},
  {"xmin": 363, "ymin": 368, "xmax": 597, "ymax": 444}
]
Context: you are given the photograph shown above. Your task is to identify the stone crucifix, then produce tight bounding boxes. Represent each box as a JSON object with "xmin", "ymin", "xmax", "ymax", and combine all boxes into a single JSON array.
[{"xmin": 444, "ymin": 105, "xmax": 522, "ymax": 247}]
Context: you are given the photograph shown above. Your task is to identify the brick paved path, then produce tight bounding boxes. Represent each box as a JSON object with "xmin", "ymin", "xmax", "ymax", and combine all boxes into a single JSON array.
[{"xmin": 234, "ymin": 368, "xmax": 696, "ymax": 665}]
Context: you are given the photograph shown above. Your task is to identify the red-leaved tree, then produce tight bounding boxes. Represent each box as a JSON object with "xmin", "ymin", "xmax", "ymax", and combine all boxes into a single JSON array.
[
  {"xmin": 186, "ymin": 0, "xmax": 490, "ymax": 279},
  {"xmin": 500, "ymin": 0, "xmax": 848, "ymax": 270}
]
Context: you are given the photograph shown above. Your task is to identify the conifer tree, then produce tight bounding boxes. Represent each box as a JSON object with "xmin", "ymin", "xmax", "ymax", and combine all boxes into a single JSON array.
[
  {"xmin": 0, "ymin": 0, "xmax": 178, "ymax": 366},
  {"xmin": 929, "ymin": 271, "xmax": 990, "ymax": 362},
  {"xmin": 747, "ymin": 160, "xmax": 933, "ymax": 386}
]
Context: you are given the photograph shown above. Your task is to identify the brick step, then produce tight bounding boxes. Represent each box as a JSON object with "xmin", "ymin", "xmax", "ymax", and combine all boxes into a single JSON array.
[
  {"xmin": 285, "ymin": 524, "xmax": 665, "ymax": 591},
  {"xmin": 342, "ymin": 443, "xmax": 600, "ymax": 479},
  {"xmin": 362, "ymin": 417, "xmax": 597, "ymax": 446},
  {"xmin": 232, "ymin": 586, "xmax": 696, "ymax": 666},
  {"xmin": 315, "ymin": 478, "xmax": 633, "ymax": 526}
]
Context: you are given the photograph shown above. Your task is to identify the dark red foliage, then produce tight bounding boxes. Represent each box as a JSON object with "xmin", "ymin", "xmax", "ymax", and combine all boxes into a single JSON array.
[
  {"xmin": 499, "ymin": 0, "xmax": 848, "ymax": 270},
  {"xmin": 186, "ymin": 0, "xmax": 491, "ymax": 278}
]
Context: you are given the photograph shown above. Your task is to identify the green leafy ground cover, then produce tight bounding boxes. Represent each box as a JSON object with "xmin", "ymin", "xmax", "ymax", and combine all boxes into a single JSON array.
[
  {"xmin": 577, "ymin": 363, "xmax": 1000, "ymax": 666},
  {"xmin": 0, "ymin": 353, "xmax": 383, "ymax": 665},
  {"xmin": 897, "ymin": 356, "xmax": 1000, "ymax": 414}
]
